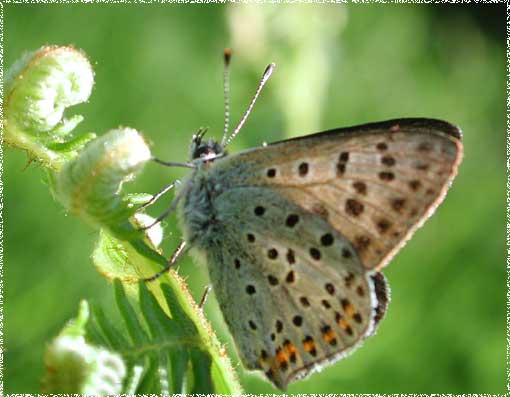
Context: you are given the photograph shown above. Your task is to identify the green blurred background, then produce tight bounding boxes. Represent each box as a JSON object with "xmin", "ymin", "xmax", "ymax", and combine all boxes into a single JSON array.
[{"xmin": 5, "ymin": 4, "xmax": 505, "ymax": 393}]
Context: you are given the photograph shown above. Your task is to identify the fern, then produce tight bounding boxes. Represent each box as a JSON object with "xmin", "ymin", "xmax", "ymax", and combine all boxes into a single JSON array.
[
  {"xmin": 79, "ymin": 279, "xmax": 221, "ymax": 394},
  {"xmin": 5, "ymin": 45, "xmax": 242, "ymax": 394}
]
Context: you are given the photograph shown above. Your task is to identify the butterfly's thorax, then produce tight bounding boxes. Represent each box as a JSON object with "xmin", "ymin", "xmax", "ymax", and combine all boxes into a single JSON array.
[{"xmin": 178, "ymin": 158, "xmax": 230, "ymax": 249}]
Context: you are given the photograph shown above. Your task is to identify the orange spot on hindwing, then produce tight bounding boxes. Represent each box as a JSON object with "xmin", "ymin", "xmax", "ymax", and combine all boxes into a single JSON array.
[
  {"xmin": 283, "ymin": 339, "xmax": 298, "ymax": 363},
  {"xmin": 321, "ymin": 325, "xmax": 338, "ymax": 346},
  {"xmin": 303, "ymin": 336, "xmax": 318, "ymax": 356},
  {"xmin": 336, "ymin": 311, "xmax": 354, "ymax": 336},
  {"xmin": 275, "ymin": 347, "xmax": 288, "ymax": 371}
]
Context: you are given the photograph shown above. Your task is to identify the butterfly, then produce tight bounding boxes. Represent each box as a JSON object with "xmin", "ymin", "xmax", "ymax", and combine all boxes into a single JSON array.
[{"xmin": 143, "ymin": 49, "xmax": 463, "ymax": 390}]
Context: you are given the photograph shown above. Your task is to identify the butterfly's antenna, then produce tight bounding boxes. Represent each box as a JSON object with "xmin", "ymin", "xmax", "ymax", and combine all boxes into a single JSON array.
[
  {"xmin": 220, "ymin": 48, "xmax": 232, "ymax": 146},
  {"xmin": 223, "ymin": 62, "xmax": 276, "ymax": 148}
]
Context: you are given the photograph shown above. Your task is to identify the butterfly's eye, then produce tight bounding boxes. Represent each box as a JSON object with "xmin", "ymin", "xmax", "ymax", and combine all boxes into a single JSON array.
[
  {"xmin": 195, "ymin": 146, "xmax": 216, "ymax": 159},
  {"xmin": 190, "ymin": 139, "xmax": 224, "ymax": 160}
]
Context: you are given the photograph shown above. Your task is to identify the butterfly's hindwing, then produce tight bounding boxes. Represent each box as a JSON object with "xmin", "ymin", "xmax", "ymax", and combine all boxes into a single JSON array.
[{"xmin": 197, "ymin": 187, "xmax": 377, "ymax": 389}]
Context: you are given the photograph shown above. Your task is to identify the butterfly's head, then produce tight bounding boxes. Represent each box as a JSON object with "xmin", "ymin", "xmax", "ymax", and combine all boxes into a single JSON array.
[
  {"xmin": 190, "ymin": 129, "xmax": 225, "ymax": 162},
  {"xmin": 188, "ymin": 53, "xmax": 275, "ymax": 163}
]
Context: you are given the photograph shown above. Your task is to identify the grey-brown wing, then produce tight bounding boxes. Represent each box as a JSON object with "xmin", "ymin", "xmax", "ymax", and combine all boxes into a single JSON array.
[
  {"xmin": 208, "ymin": 118, "xmax": 462, "ymax": 271},
  {"xmin": 196, "ymin": 186, "xmax": 381, "ymax": 389}
]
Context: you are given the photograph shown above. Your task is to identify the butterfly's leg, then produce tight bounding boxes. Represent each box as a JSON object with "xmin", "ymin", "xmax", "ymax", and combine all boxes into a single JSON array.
[
  {"xmin": 139, "ymin": 191, "xmax": 184, "ymax": 231},
  {"xmin": 152, "ymin": 158, "xmax": 196, "ymax": 169},
  {"xmin": 198, "ymin": 284, "xmax": 212, "ymax": 310},
  {"xmin": 143, "ymin": 240, "xmax": 188, "ymax": 282},
  {"xmin": 137, "ymin": 180, "xmax": 181, "ymax": 212}
]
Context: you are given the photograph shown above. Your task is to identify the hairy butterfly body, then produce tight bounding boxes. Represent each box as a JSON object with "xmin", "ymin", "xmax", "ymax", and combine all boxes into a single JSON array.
[{"xmin": 148, "ymin": 52, "xmax": 463, "ymax": 390}]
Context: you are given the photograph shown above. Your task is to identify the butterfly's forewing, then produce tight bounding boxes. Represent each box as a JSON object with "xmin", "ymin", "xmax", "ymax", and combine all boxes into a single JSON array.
[
  {"xmin": 203, "ymin": 187, "xmax": 379, "ymax": 389},
  {"xmin": 212, "ymin": 118, "xmax": 463, "ymax": 270}
]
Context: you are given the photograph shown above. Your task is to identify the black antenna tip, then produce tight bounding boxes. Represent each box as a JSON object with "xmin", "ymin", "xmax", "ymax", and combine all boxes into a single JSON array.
[
  {"xmin": 224, "ymin": 48, "xmax": 232, "ymax": 65},
  {"xmin": 263, "ymin": 63, "xmax": 276, "ymax": 79}
]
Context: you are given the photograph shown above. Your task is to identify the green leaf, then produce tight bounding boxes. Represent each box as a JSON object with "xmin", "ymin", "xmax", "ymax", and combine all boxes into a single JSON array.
[
  {"xmin": 84, "ymin": 318, "xmax": 111, "ymax": 349},
  {"xmin": 136, "ymin": 354, "xmax": 161, "ymax": 393},
  {"xmin": 46, "ymin": 131, "xmax": 97, "ymax": 153},
  {"xmin": 138, "ymin": 281, "xmax": 179, "ymax": 342},
  {"xmin": 169, "ymin": 348, "xmax": 189, "ymax": 393},
  {"xmin": 190, "ymin": 348, "xmax": 214, "ymax": 393},
  {"xmin": 89, "ymin": 303, "xmax": 129, "ymax": 353},
  {"xmin": 114, "ymin": 279, "xmax": 149, "ymax": 346},
  {"xmin": 160, "ymin": 282, "xmax": 197, "ymax": 335}
]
